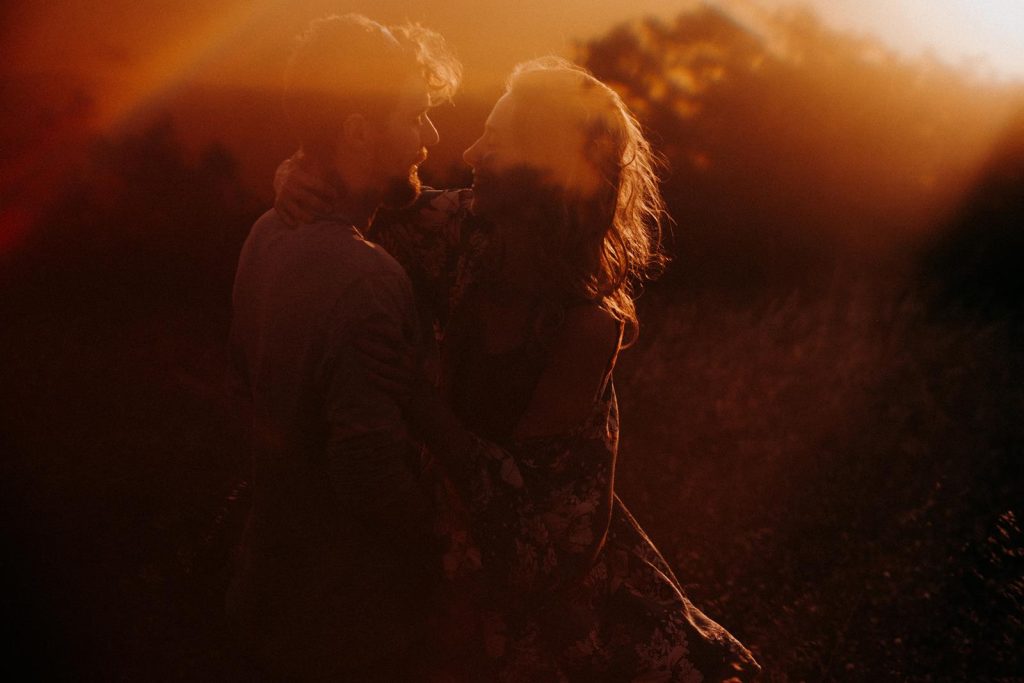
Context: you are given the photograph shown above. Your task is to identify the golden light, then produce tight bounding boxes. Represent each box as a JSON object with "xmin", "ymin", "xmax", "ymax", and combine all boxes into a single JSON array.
[
  {"xmin": 787, "ymin": 0, "xmax": 1024, "ymax": 79},
  {"xmin": 2, "ymin": 0, "xmax": 1022, "ymax": 256}
]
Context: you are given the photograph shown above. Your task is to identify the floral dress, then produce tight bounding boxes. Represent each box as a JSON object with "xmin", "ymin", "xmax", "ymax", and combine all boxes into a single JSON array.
[{"xmin": 371, "ymin": 190, "xmax": 761, "ymax": 682}]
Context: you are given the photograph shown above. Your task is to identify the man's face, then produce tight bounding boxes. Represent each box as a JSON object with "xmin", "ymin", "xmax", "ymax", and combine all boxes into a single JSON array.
[{"xmin": 373, "ymin": 76, "xmax": 439, "ymax": 208}]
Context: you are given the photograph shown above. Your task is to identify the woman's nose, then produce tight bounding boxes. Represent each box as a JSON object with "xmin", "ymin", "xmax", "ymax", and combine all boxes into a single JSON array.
[{"xmin": 463, "ymin": 138, "xmax": 482, "ymax": 168}]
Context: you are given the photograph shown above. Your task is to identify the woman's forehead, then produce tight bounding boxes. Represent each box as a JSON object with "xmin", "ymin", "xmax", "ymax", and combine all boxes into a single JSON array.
[{"xmin": 485, "ymin": 93, "xmax": 517, "ymax": 130}]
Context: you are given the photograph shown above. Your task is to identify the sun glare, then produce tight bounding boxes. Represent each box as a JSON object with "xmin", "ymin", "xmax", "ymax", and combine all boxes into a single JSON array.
[
  {"xmin": 948, "ymin": 0, "xmax": 1024, "ymax": 76},
  {"xmin": 798, "ymin": 0, "xmax": 1024, "ymax": 80}
]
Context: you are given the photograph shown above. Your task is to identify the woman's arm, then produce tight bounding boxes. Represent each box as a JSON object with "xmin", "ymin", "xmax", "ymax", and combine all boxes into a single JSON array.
[
  {"xmin": 361, "ymin": 305, "xmax": 622, "ymax": 594},
  {"xmin": 462, "ymin": 306, "xmax": 621, "ymax": 594},
  {"xmin": 513, "ymin": 304, "xmax": 621, "ymax": 438}
]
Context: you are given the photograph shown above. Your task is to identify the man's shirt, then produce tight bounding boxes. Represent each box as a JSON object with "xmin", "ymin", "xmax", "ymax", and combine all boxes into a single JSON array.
[{"xmin": 227, "ymin": 208, "xmax": 432, "ymax": 670}]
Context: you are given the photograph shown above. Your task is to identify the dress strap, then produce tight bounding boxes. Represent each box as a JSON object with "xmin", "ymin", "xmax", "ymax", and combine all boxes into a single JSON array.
[{"xmin": 597, "ymin": 319, "xmax": 625, "ymax": 398}]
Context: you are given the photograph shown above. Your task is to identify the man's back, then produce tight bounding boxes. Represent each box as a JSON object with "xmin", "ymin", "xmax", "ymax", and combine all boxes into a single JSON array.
[{"xmin": 227, "ymin": 209, "xmax": 431, "ymax": 678}]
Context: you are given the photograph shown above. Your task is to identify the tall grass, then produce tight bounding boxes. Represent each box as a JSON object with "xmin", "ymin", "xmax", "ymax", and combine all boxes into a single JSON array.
[{"xmin": 614, "ymin": 276, "xmax": 1023, "ymax": 680}]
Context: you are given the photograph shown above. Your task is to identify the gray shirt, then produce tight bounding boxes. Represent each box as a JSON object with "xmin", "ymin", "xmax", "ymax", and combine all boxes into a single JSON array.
[{"xmin": 226, "ymin": 209, "xmax": 433, "ymax": 675}]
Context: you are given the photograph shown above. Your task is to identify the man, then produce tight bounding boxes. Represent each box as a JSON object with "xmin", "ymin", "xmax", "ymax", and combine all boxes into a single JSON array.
[{"xmin": 226, "ymin": 14, "xmax": 461, "ymax": 680}]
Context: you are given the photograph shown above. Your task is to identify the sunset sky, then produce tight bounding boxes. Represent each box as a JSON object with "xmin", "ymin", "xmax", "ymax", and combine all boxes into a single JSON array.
[
  {"xmin": 4, "ymin": 0, "xmax": 1024, "ymax": 130},
  {"xmin": 2, "ymin": 0, "xmax": 1022, "ymax": 254}
]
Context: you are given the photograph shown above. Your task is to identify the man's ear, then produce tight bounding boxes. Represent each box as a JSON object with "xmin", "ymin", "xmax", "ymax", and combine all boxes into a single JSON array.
[{"xmin": 341, "ymin": 112, "xmax": 372, "ymax": 151}]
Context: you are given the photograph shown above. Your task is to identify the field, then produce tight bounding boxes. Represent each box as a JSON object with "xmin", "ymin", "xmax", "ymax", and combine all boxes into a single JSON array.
[{"xmin": 2, "ymin": 262, "xmax": 1021, "ymax": 680}]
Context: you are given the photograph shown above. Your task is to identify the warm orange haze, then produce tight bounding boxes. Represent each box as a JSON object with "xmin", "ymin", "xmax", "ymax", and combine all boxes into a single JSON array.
[
  {"xmin": 7, "ymin": 1, "xmax": 1024, "ymax": 89},
  {"xmin": 1, "ymin": 0, "xmax": 1023, "ymax": 680},
  {"xmin": 3, "ymin": 0, "xmax": 1023, "ymax": 253}
]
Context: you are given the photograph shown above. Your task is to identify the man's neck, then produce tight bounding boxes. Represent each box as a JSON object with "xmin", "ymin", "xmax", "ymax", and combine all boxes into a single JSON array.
[
  {"xmin": 302, "ymin": 151, "xmax": 379, "ymax": 230},
  {"xmin": 333, "ymin": 194, "xmax": 378, "ymax": 232}
]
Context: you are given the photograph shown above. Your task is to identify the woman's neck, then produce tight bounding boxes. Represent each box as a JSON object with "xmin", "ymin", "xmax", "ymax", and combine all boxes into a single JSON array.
[{"xmin": 490, "ymin": 218, "xmax": 546, "ymax": 298}]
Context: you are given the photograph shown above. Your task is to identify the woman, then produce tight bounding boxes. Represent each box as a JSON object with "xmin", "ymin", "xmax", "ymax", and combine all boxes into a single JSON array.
[{"xmin": 280, "ymin": 58, "xmax": 759, "ymax": 682}]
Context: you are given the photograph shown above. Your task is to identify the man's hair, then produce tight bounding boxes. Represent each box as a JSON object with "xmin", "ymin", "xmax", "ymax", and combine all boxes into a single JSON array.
[{"xmin": 284, "ymin": 14, "xmax": 461, "ymax": 160}]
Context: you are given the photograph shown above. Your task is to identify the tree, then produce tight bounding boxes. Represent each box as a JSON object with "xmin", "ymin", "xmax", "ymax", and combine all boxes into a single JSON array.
[
  {"xmin": 8, "ymin": 119, "xmax": 259, "ymax": 313},
  {"xmin": 579, "ymin": 4, "xmax": 1020, "ymax": 292}
]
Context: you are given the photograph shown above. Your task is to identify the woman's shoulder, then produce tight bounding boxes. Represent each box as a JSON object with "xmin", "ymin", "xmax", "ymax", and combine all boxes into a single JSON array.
[
  {"xmin": 557, "ymin": 302, "xmax": 622, "ymax": 351},
  {"xmin": 534, "ymin": 301, "xmax": 622, "ymax": 390},
  {"xmin": 510, "ymin": 301, "xmax": 621, "ymax": 441}
]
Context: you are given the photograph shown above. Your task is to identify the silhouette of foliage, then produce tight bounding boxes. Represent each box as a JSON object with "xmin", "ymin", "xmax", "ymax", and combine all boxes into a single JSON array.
[
  {"xmin": 924, "ymin": 108, "xmax": 1024, "ymax": 321},
  {"xmin": 580, "ymin": 4, "xmax": 1021, "ymax": 292},
  {"xmin": 0, "ymin": 118, "xmax": 259, "ymax": 678},
  {"xmin": 7, "ymin": 118, "xmax": 259, "ymax": 314}
]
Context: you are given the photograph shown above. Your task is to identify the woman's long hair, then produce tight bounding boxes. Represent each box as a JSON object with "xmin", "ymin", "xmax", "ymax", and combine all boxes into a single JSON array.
[{"xmin": 504, "ymin": 57, "xmax": 668, "ymax": 345}]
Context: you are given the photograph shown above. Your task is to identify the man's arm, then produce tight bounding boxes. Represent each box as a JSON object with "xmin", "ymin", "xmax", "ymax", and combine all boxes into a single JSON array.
[{"xmin": 320, "ymin": 274, "xmax": 435, "ymax": 552}]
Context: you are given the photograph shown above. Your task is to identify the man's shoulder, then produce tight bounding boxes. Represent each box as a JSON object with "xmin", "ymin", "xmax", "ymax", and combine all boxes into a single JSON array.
[
  {"xmin": 246, "ymin": 207, "xmax": 294, "ymax": 238},
  {"xmin": 253, "ymin": 210, "xmax": 404, "ymax": 274}
]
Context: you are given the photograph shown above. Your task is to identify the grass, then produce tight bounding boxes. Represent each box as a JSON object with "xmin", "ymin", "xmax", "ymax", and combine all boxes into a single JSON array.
[
  {"xmin": 1, "ymin": 267, "xmax": 1021, "ymax": 680},
  {"xmin": 614, "ymin": 276, "xmax": 1023, "ymax": 681}
]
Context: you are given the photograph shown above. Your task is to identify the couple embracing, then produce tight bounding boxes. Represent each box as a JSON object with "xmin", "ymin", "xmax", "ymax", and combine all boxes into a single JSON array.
[{"xmin": 227, "ymin": 13, "xmax": 760, "ymax": 682}]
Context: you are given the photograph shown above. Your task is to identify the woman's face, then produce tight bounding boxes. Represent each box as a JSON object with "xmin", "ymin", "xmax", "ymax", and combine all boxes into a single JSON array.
[
  {"xmin": 462, "ymin": 93, "xmax": 532, "ymax": 219},
  {"xmin": 463, "ymin": 91, "xmax": 597, "ymax": 220}
]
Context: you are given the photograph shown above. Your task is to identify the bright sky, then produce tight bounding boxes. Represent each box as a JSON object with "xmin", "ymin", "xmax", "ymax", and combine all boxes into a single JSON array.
[
  {"xmin": 767, "ymin": 0, "xmax": 1024, "ymax": 79},
  {"xmin": 6, "ymin": 0, "xmax": 1024, "ymax": 78}
]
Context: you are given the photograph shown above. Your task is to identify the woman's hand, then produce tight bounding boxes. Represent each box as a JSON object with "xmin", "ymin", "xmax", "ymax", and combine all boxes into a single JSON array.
[
  {"xmin": 274, "ymin": 151, "xmax": 337, "ymax": 225},
  {"xmin": 355, "ymin": 328, "xmax": 475, "ymax": 460}
]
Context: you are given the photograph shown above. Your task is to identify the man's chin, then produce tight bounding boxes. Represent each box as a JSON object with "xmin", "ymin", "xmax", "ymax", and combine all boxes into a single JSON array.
[{"xmin": 381, "ymin": 172, "xmax": 421, "ymax": 209}]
